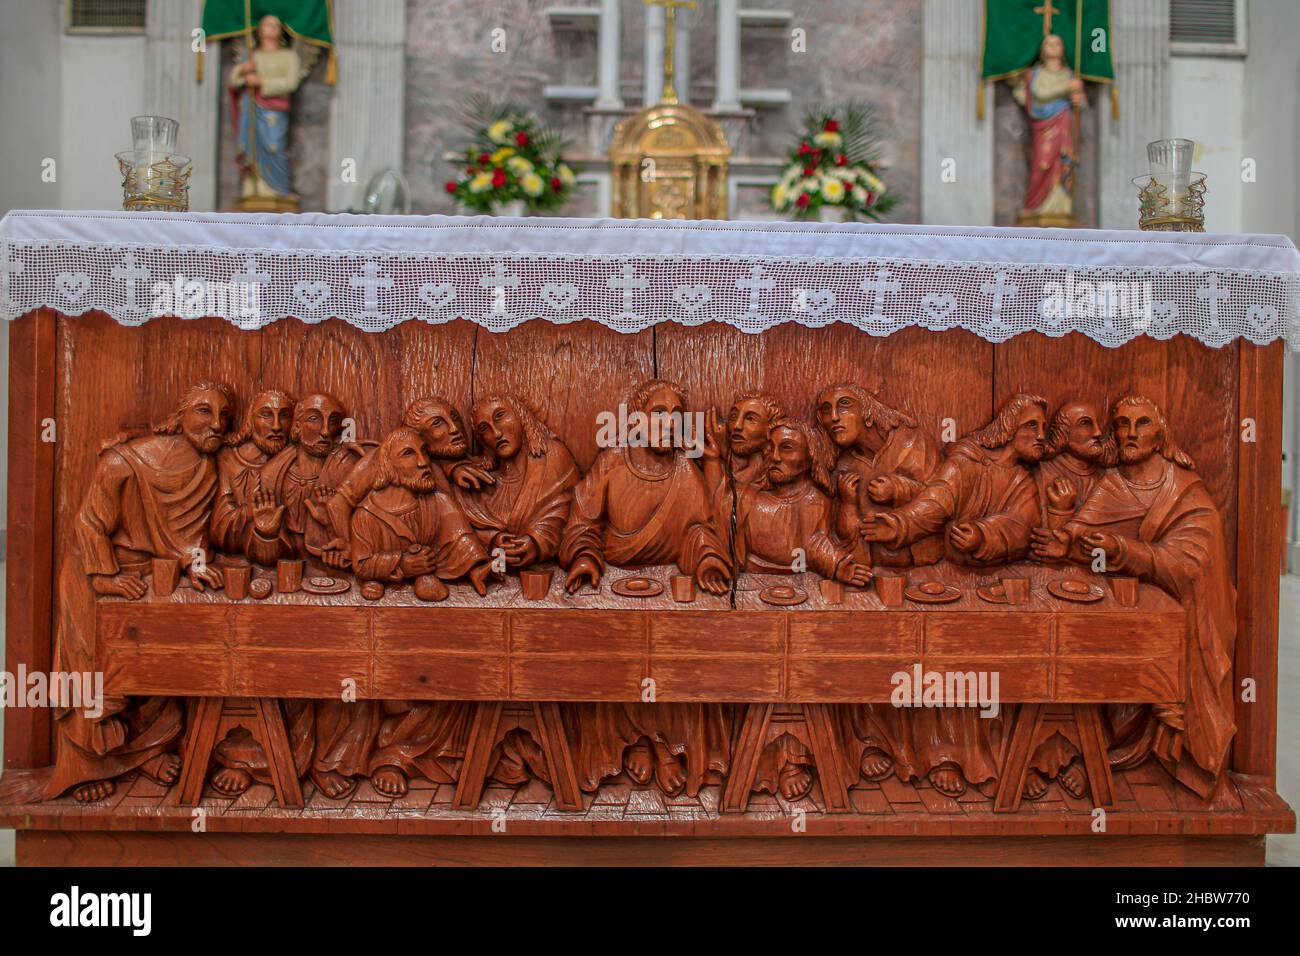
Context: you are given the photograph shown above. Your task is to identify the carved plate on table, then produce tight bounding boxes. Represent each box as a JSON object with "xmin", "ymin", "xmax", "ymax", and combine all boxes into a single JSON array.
[
  {"xmin": 612, "ymin": 576, "xmax": 663, "ymax": 598},
  {"xmin": 1048, "ymin": 579, "xmax": 1105, "ymax": 603},
  {"xmin": 976, "ymin": 584, "xmax": 1009, "ymax": 604},
  {"xmin": 302, "ymin": 575, "xmax": 350, "ymax": 595},
  {"xmin": 904, "ymin": 582, "xmax": 962, "ymax": 604},
  {"xmin": 759, "ymin": 584, "xmax": 808, "ymax": 607},
  {"xmin": 248, "ymin": 578, "xmax": 273, "ymax": 600}
]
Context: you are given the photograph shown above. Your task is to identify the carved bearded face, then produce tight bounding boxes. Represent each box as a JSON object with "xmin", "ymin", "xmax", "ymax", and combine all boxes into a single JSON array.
[
  {"xmin": 1112, "ymin": 401, "xmax": 1162, "ymax": 464},
  {"xmin": 1061, "ymin": 402, "xmax": 1105, "ymax": 461},
  {"xmin": 294, "ymin": 395, "xmax": 345, "ymax": 459},
  {"xmin": 1011, "ymin": 403, "xmax": 1048, "ymax": 463},
  {"xmin": 816, "ymin": 387, "xmax": 868, "ymax": 449},
  {"xmin": 473, "ymin": 398, "xmax": 523, "ymax": 462},
  {"xmin": 642, "ymin": 384, "xmax": 686, "ymax": 454},
  {"xmin": 766, "ymin": 424, "xmax": 811, "ymax": 486},
  {"xmin": 416, "ymin": 402, "xmax": 469, "ymax": 460},
  {"xmin": 249, "ymin": 392, "xmax": 293, "ymax": 456},
  {"xmin": 729, "ymin": 398, "xmax": 776, "ymax": 457},
  {"xmin": 180, "ymin": 388, "xmax": 233, "ymax": 455},
  {"xmin": 388, "ymin": 432, "xmax": 438, "ymax": 493}
]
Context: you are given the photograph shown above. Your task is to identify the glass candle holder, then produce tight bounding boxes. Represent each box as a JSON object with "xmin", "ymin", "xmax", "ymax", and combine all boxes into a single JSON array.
[
  {"xmin": 117, "ymin": 150, "xmax": 192, "ymax": 212},
  {"xmin": 1146, "ymin": 138, "xmax": 1195, "ymax": 208},
  {"xmin": 1133, "ymin": 171, "xmax": 1207, "ymax": 232},
  {"xmin": 130, "ymin": 115, "xmax": 179, "ymax": 159}
]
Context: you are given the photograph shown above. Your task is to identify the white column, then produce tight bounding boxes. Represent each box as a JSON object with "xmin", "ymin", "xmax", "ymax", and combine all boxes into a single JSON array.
[
  {"xmin": 594, "ymin": 0, "xmax": 622, "ymax": 109},
  {"xmin": 673, "ymin": 5, "xmax": 691, "ymax": 105},
  {"xmin": 327, "ymin": 0, "xmax": 406, "ymax": 212},
  {"xmin": 920, "ymin": 0, "xmax": 992, "ymax": 225},
  {"xmin": 1099, "ymin": 0, "xmax": 1170, "ymax": 229},
  {"xmin": 144, "ymin": 0, "xmax": 220, "ymax": 211},
  {"xmin": 643, "ymin": 3, "xmax": 665, "ymax": 106},
  {"xmin": 713, "ymin": 0, "xmax": 740, "ymax": 112}
]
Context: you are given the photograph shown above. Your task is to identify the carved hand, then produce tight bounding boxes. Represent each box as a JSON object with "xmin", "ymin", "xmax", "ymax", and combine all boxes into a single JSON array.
[
  {"xmin": 858, "ymin": 510, "xmax": 891, "ymax": 542},
  {"xmin": 321, "ymin": 547, "xmax": 350, "ymax": 570},
  {"xmin": 468, "ymin": 561, "xmax": 496, "ymax": 597},
  {"xmin": 565, "ymin": 556, "xmax": 601, "ymax": 594},
  {"xmin": 1030, "ymin": 526, "xmax": 1069, "ymax": 561},
  {"xmin": 703, "ymin": 407, "xmax": 726, "ymax": 461},
  {"xmin": 502, "ymin": 534, "xmax": 540, "ymax": 568},
  {"xmin": 948, "ymin": 522, "xmax": 983, "ymax": 554},
  {"xmin": 304, "ymin": 486, "xmax": 333, "ymax": 524},
  {"xmin": 695, "ymin": 556, "xmax": 731, "ymax": 596},
  {"xmin": 92, "ymin": 571, "xmax": 147, "ymax": 600},
  {"xmin": 835, "ymin": 561, "xmax": 872, "ymax": 587},
  {"xmin": 837, "ymin": 472, "xmax": 860, "ymax": 503},
  {"xmin": 251, "ymin": 487, "xmax": 285, "ymax": 536},
  {"xmin": 866, "ymin": 476, "xmax": 894, "ymax": 505},
  {"xmin": 400, "ymin": 549, "xmax": 438, "ymax": 577},
  {"xmin": 451, "ymin": 461, "xmax": 495, "ymax": 490},
  {"xmin": 1045, "ymin": 477, "xmax": 1077, "ymax": 512},
  {"xmin": 189, "ymin": 563, "xmax": 224, "ymax": 592},
  {"xmin": 1082, "ymin": 531, "xmax": 1121, "ymax": 562}
]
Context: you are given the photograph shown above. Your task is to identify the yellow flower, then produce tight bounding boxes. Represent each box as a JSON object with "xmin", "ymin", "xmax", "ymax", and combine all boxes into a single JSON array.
[
  {"xmin": 507, "ymin": 156, "xmax": 534, "ymax": 176},
  {"xmin": 469, "ymin": 171, "xmax": 494, "ymax": 193},
  {"xmin": 771, "ymin": 183, "xmax": 788, "ymax": 209},
  {"xmin": 521, "ymin": 172, "xmax": 545, "ymax": 197},
  {"xmin": 557, "ymin": 163, "xmax": 576, "ymax": 185},
  {"xmin": 490, "ymin": 147, "xmax": 516, "ymax": 166},
  {"xmin": 821, "ymin": 177, "xmax": 846, "ymax": 202},
  {"xmin": 813, "ymin": 130, "xmax": 843, "ymax": 149},
  {"xmin": 861, "ymin": 170, "xmax": 885, "ymax": 194},
  {"xmin": 488, "ymin": 119, "xmax": 513, "ymax": 144}
]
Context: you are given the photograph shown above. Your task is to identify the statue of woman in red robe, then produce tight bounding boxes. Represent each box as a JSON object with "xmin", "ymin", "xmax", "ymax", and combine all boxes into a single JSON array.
[{"xmin": 1012, "ymin": 33, "xmax": 1086, "ymax": 226}]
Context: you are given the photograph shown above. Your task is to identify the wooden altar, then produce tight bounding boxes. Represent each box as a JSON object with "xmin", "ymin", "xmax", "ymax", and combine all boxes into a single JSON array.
[{"xmin": 0, "ymin": 211, "xmax": 1295, "ymax": 866}]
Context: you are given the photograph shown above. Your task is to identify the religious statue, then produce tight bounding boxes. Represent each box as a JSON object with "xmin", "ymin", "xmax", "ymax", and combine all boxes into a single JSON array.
[
  {"xmin": 210, "ymin": 389, "xmax": 295, "ymax": 556},
  {"xmin": 0, "ymin": 383, "xmax": 234, "ymax": 804},
  {"xmin": 454, "ymin": 395, "xmax": 580, "ymax": 571},
  {"xmin": 228, "ymin": 14, "xmax": 304, "ymax": 212},
  {"xmin": 1011, "ymin": 33, "xmax": 1086, "ymax": 226},
  {"xmin": 1031, "ymin": 397, "xmax": 1237, "ymax": 802},
  {"xmin": 719, "ymin": 392, "xmax": 786, "ymax": 487}
]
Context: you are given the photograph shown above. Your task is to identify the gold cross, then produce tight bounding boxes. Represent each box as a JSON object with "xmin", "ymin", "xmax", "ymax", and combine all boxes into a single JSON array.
[
  {"xmin": 1034, "ymin": 1, "xmax": 1060, "ymax": 35},
  {"xmin": 646, "ymin": 0, "xmax": 697, "ymax": 105}
]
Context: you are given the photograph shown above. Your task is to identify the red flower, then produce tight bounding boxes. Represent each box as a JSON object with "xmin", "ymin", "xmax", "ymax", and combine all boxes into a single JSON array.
[
  {"xmin": 492, "ymin": 168, "xmax": 506, "ymax": 187},
  {"xmin": 551, "ymin": 177, "xmax": 563, "ymax": 191},
  {"xmin": 803, "ymin": 165, "xmax": 817, "ymax": 177},
  {"xmin": 797, "ymin": 142, "xmax": 812, "ymax": 156},
  {"xmin": 865, "ymin": 191, "xmax": 876, "ymax": 205},
  {"xmin": 444, "ymin": 181, "xmax": 458, "ymax": 193},
  {"xmin": 467, "ymin": 166, "xmax": 479, "ymax": 175},
  {"xmin": 515, "ymin": 131, "xmax": 529, "ymax": 147},
  {"xmin": 795, "ymin": 192, "xmax": 810, "ymax": 208},
  {"xmin": 478, "ymin": 152, "xmax": 491, "ymax": 165},
  {"xmin": 835, "ymin": 154, "xmax": 848, "ymax": 166},
  {"xmin": 824, "ymin": 119, "xmax": 839, "ymax": 132}
]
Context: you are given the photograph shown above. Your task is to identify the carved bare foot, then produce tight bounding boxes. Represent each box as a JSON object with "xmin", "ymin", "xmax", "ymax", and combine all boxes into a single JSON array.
[
  {"xmin": 860, "ymin": 747, "xmax": 893, "ymax": 781},
  {"xmin": 371, "ymin": 766, "xmax": 409, "ymax": 798},
  {"xmin": 311, "ymin": 769, "xmax": 358, "ymax": 800},
  {"xmin": 623, "ymin": 741, "xmax": 654, "ymax": 786},
  {"xmin": 778, "ymin": 763, "xmax": 813, "ymax": 801},
  {"xmin": 1058, "ymin": 759, "xmax": 1088, "ymax": 800},
  {"xmin": 139, "ymin": 752, "xmax": 181, "ymax": 786},
  {"xmin": 928, "ymin": 763, "xmax": 966, "ymax": 797},
  {"xmin": 73, "ymin": 780, "xmax": 115, "ymax": 802},
  {"xmin": 1022, "ymin": 768, "xmax": 1050, "ymax": 801},
  {"xmin": 210, "ymin": 767, "xmax": 253, "ymax": 797},
  {"xmin": 653, "ymin": 746, "xmax": 687, "ymax": 797}
]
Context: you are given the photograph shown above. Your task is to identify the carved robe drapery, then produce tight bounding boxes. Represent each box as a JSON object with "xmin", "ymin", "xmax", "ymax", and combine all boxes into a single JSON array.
[
  {"xmin": 732, "ymin": 480, "xmax": 849, "ymax": 579},
  {"xmin": 249, "ymin": 444, "xmax": 364, "ymax": 566},
  {"xmin": 210, "ymin": 443, "xmax": 271, "ymax": 555},
  {"xmin": 455, "ymin": 442, "xmax": 579, "ymax": 562},
  {"xmin": 1063, "ymin": 462, "xmax": 1237, "ymax": 799}
]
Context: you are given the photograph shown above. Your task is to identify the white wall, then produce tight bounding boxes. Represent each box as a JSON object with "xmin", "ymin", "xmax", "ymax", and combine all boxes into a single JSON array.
[{"xmin": 1169, "ymin": 56, "xmax": 1246, "ymax": 233}]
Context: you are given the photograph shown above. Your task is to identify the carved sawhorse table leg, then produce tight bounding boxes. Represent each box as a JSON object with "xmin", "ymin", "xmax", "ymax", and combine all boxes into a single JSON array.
[
  {"xmin": 453, "ymin": 702, "xmax": 583, "ymax": 811},
  {"xmin": 170, "ymin": 697, "xmax": 304, "ymax": 809},
  {"xmin": 993, "ymin": 703, "xmax": 1116, "ymax": 812},
  {"xmin": 721, "ymin": 703, "xmax": 853, "ymax": 813}
]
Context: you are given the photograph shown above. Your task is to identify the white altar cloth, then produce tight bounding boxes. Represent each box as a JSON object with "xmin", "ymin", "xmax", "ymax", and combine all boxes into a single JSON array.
[{"xmin": 2, "ymin": 209, "xmax": 1297, "ymax": 349}]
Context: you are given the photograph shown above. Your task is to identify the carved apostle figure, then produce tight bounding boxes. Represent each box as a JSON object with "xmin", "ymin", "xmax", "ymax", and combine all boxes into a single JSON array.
[
  {"xmin": 816, "ymin": 383, "xmax": 943, "ymax": 567},
  {"xmin": 349, "ymin": 427, "xmax": 497, "ymax": 796},
  {"xmin": 722, "ymin": 392, "xmax": 785, "ymax": 487},
  {"xmin": 560, "ymin": 378, "xmax": 731, "ymax": 595},
  {"xmin": 861, "ymin": 393, "xmax": 1048, "ymax": 567},
  {"xmin": 455, "ymin": 395, "xmax": 580, "ymax": 570},
  {"xmin": 1038, "ymin": 400, "xmax": 1116, "ymax": 533},
  {"xmin": 322, "ymin": 396, "xmax": 491, "ymax": 567},
  {"xmin": 0, "ymin": 383, "xmax": 233, "ymax": 804},
  {"xmin": 242, "ymin": 393, "xmax": 366, "ymax": 567},
  {"xmin": 1031, "ymin": 396, "xmax": 1237, "ymax": 801},
  {"xmin": 210, "ymin": 389, "xmax": 294, "ymax": 556}
]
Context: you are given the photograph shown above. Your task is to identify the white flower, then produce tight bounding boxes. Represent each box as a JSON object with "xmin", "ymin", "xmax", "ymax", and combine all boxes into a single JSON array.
[
  {"xmin": 852, "ymin": 185, "xmax": 868, "ymax": 204},
  {"xmin": 813, "ymin": 130, "xmax": 843, "ymax": 149},
  {"xmin": 488, "ymin": 119, "xmax": 513, "ymax": 144},
  {"xmin": 507, "ymin": 156, "xmax": 534, "ymax": 176},
  {"xmin": 821, "ymin": 177, "xmax": 846, "ymax": 203},
  {"xmin": 469, "ymin": 171, "xmax": 493, "ymax": 193},
  {"xmin": 798, "ymin": 177, "xmax": 820, "ymax": 194},
  {"xmin": 521, "ymin": 172, "xmax": 545, "ymax": 197}
]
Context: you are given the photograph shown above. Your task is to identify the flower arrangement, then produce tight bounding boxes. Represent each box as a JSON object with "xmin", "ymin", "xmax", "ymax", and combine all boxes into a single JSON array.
[
  {"xmin": 445, "ymin": 98, "xmax": 576, "ymax": 214},
  {"xmin": 771, "ymin": 104, "xmax": 897, "ymax": 221}
]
